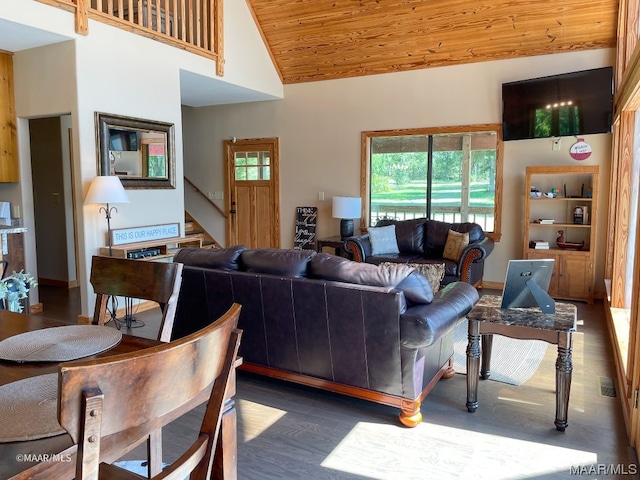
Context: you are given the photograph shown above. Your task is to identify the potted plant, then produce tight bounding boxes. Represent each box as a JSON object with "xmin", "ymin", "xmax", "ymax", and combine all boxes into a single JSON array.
[{"xmin": 0, "ymin": 271, "xmax": 37, "ymax": 313}]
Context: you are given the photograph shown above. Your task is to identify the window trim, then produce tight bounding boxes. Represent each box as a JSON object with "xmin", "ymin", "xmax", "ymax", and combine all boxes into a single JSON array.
[{"xmin": 360, "ymin": 123, "xmax": 503, "ymax": 242}]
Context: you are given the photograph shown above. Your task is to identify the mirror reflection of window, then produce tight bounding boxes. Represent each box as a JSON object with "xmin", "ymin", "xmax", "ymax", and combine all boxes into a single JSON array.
[{"xmin": 140, "ymin": 134, "xmax": 168, "ymax": 179}]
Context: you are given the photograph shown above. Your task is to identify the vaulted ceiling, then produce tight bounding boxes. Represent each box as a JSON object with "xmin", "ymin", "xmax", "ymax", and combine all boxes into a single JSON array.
[{"xmin": 246, "ymin": 0, "xmax": 619, "ymax": 84}]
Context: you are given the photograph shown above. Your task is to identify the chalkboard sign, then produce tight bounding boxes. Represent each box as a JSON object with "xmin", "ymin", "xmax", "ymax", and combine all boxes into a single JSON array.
[{"xmin": 294, "ymin": 206, "xmax": 317, "ymax": 250}]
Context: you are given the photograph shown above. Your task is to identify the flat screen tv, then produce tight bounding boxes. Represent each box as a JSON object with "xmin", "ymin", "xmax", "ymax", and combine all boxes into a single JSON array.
[
  {"xmin": 109, "ymin": 128, "xmax": 139, "ymax": 151},
  {"xmin": 501, "ymin": 259, "xmax": 555, "ymax": 313},
  {"xmin": 502, "ymin": 67, "xmax": 613, "ymax": 141}
]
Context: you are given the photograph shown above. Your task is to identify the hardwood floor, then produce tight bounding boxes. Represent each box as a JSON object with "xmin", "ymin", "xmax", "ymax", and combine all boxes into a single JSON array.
[{"xmin": 36, "ymin": 286, "xmax": 639, "ymax": 479}]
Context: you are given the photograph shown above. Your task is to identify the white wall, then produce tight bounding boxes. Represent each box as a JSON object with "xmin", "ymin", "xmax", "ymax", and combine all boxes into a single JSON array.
[
  {"xmin": 183, "ymin": 48, "xmax": 615, "ymax": 295},
  {"xmin": 6, "ymin": 0, "xmax": 281, "ymax": 314},
  {"xmin": 12, "ymin": 40, "xmax": 77, "ymax": 306}
]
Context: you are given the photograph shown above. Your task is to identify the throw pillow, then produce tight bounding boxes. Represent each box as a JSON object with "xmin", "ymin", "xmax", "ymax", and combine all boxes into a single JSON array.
[
  {"xmin": 381, "ymin": 262, "xmax": 445, "ymax": 292},
  {"xmin": 367, "ymin": 225, "xmax": 400, "ymax": 256},
  {"xmin": 443, "ymin": 230, "xmax": 469, "ymax": 261}
]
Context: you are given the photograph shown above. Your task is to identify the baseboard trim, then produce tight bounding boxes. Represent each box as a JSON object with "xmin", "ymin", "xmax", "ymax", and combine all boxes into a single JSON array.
[
  {"xmin": 481, "ymin": 280, "xmax": 604, "ymax": 301},
  {"xmin": 37, "ymin": 278, "xmax": 75, "ymax": 288},
  {"xmin": 482, "ymin": 281, "xmax": 503, "ymax": 290},
  {"xmin": 114, "ymin": 300, "xmax": 158, "ymax": 318}
]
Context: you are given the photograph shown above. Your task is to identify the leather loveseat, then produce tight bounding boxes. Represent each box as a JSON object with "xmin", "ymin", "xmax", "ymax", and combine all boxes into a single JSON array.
[
  {"xmin": 344, "ymin": 218, "xmax": 495, "ymax": 287},
  {"xmin": 172, "ymin": 246, "xmax": 479, "ymax": 427}
]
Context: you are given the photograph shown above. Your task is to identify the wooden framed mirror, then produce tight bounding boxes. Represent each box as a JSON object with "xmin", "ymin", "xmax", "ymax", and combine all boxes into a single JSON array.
[{"xmin": 96, "ymin": 112, "xmax": 176, "ymax": 189}]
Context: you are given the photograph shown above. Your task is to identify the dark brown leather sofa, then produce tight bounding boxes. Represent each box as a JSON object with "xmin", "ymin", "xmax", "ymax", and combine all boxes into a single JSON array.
[
  {"xmin": 172, "ymin": 246, "xmax": 479, "ymax": 426},
  {"xmin": 344, "ymin": 218, "xmax": 495, "ymax": 287}
]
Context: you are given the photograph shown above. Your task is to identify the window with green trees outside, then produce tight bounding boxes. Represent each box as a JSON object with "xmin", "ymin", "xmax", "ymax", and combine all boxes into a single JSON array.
[{"xmin": 364, "ymin": 125, "xmax": 503, "ymax": 241}]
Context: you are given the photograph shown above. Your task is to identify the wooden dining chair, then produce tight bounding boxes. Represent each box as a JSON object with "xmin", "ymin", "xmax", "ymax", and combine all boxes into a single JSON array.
[
  {"xmin": 57, "ymin": 303, "xmax": 242, "ymax": 480},
  {"xmin": 89, "ymin": 255, "xmax": 185, "ymax": 477},
  {"xmin": 89, "ymin": 255, "xmax": 183, "ymax": 343}
]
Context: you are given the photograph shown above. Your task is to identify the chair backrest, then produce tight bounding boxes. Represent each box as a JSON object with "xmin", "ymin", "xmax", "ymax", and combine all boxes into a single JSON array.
[
  {"xmin": 58, "ymin": 303, "xmax": 242, "ymax": 480},
  {"xmin": 89, "ymin": 255, "xmax": 183, "ymax": 342}
]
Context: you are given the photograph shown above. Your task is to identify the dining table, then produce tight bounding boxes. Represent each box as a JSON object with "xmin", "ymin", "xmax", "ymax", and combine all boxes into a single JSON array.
[{"xmin": 0, "ymin": 309, "xmax": 239, "ymax": 480}]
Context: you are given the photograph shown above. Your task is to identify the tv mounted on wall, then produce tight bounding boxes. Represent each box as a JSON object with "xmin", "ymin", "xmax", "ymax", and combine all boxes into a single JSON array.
[
  {"xmin": 108, "ymin": 128, "xmax": 139, "ymax": 151},
  {"xmin": 502, "ymin": 67, "xmax": 613, "ymax": 141}
]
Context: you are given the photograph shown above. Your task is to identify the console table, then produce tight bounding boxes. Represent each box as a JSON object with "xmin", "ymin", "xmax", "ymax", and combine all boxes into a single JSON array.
[
  {"xmin": 465, "ymin": 294, "xmax": 577, "ymax": 431},
  {"xmin": 99, "ymin": 236, "xmax": 202, "ymax": 260}
]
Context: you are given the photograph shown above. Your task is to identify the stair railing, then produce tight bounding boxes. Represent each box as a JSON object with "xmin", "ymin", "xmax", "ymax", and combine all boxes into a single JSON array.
[{"xmin": 184, "ymin": 177, "xmax": 228, "ymax": 219}]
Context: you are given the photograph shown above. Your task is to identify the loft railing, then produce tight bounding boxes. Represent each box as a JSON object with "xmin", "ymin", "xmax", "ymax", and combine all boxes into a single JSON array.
[{"xmin": 36, "ymin": 0, "xmax": 224, "ymax": 76}]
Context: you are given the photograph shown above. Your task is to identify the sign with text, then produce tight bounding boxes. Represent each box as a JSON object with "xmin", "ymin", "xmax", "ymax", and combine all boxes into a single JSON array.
[
  {"xmin": 294, "ymin": 207, "xmax": 317, "ymax": 250},
  {"xmin": 111, "ymin": 223, "xmax": 180, "ymax": 246}
]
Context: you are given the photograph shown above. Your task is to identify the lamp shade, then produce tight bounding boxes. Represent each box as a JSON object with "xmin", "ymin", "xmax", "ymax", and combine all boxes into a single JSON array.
[
  {"xmin": 332, "ymin": 196, "xmax": 361, "ymax": 219},
  {"xmin": 84, "ymin": 176, "xmax": 130, "ymax": 205}
]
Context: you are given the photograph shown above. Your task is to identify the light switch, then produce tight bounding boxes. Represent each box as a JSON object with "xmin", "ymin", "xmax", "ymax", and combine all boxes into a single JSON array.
[{"xmin": 318, "ymin": 192, "xmax": 325, "ymax": 201}]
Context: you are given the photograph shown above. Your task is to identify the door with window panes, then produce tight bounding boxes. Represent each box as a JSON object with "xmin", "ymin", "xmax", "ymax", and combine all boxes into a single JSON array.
[{"xmin": 224, "ymin": 138, "xmax": 280, "ymax": 248}]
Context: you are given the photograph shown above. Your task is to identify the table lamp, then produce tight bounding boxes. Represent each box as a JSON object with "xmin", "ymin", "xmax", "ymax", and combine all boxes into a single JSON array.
[
  {"xmin": 84, "ymin": 175, "xmax": 130, "ymax": 256},
  {"xmin": 333, "ymin": 196, "xmax": 361, "ymax": 239}
]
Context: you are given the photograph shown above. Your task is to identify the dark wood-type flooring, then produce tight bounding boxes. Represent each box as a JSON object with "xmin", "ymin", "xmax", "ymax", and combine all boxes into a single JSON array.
[{"xmin": 34, "ymin": 286, "xmax": 638, "ymax": 479}]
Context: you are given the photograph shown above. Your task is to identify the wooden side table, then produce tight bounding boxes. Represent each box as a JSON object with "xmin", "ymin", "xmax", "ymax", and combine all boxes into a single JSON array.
[
  {"xmin": 465, "ymin": 294, "xmax": 577, "ymax": 431},
  {"xmin": 315, "ymin": 235, "xmax": 352, "ymax": 259}
]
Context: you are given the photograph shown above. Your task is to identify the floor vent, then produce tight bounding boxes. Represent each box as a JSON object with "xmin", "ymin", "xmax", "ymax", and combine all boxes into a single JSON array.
[{"xmin": 599, "ymin": 376, "xmax": 617, "ymax": 398}]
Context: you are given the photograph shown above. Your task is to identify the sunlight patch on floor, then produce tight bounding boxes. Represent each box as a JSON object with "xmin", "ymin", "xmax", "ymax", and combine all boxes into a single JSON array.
[
  {"xmin": 236, "ymin": 399, "xmax": 287, "ymax": 443},
  {"xmin": 321, "ymin": 422, "xmax": 596, "ymax": 480},
  {"xmin": 496, "ymin": 396, "xmax": 543, "ymax": 406}
]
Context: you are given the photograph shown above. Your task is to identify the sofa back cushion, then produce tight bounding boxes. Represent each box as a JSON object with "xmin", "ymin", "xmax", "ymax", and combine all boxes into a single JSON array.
[
  {"xmin": 424, "ymin": 220, "xmax": 484, "ymax": 257},
  {"xmin": 309, "ymin": 253, "xmax": 433, "ymax": 304},
  {"xmin": 173, "ymin": 245, "xmax": 246, "ymax": 271},
  {"xmin": 376, "ymin": 218, "xmax": 426, "ymax": 254},
  {"xmin": 240, "ymin": 248, "xmax": 316, "ymax": 278}
]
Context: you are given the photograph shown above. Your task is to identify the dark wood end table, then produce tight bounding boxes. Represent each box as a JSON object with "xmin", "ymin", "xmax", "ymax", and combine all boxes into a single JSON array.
[
  {"xmin": 465, "ymin": 294, "xmax": 577, "ymax": 431},
  {"xmin": 315, "ymin": 235, "xmax": 352, "ymax": 259}
]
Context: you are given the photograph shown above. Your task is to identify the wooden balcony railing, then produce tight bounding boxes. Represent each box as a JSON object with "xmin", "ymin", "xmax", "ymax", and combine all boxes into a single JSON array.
[
  {"xmin": 36, "ymin": 0, "xmax": 224, "ymax": 76},
  {"xmin": 371, "ymin": 204, "xmax": 495, "ymax": 232}
]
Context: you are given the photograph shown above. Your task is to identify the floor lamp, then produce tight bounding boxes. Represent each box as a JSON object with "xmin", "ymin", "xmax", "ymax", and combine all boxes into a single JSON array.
[{"xmin": 84, "ymin": 175, "xmax": 133, "ymax": 328}]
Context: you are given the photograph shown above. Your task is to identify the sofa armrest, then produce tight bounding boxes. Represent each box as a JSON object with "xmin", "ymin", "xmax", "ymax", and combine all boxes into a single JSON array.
[
  {"xmin": 344, "ymin": 234, "xmax": 372, "ymax": 262},
  {"xmin": 458, "ymin": 236, "xmax": 495, "ymax": 283},
  {"xmin": 400, "ymin": 282, "xmax": 479, "ymax": 349}
]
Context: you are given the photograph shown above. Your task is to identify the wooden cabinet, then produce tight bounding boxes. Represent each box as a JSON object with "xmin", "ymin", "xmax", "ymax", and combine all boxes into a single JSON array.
[
  {"xmin": 0, "ymin": 53, "xmax": 19, "ymax": 183},
  {"xmin": 524, "ymin": 166, "xmax": 598, "ymax": 303},
  {"xmin": 527, "ymin": 250, "xmax": 590, "ymax": 300}
]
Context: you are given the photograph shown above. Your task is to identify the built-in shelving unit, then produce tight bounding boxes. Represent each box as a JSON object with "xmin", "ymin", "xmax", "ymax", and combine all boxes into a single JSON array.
[{"xmin": 523, "ymin": 165, "xmax": 599, "ymax": 303}]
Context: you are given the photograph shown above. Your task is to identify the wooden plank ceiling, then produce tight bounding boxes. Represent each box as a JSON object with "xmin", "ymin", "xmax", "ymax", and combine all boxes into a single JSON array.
[{"xmin": 246, "ymin": 0, "xmax": 618, "ymax": 84}]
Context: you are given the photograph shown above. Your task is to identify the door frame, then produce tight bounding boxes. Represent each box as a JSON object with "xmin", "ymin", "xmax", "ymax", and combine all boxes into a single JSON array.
[{"xmin": 224, "ymin": 138, "xmax": 280, "ymax": 248}]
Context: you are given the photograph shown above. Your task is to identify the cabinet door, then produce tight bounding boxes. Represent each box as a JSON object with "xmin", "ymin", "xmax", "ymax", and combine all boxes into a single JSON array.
[
  {"xmin": 527, "ymin": 251, "xmax": 559, "ymax": 297},
  {"xmin": 561, "ymin": 255, "xmax": 590, "ymax": 299}
]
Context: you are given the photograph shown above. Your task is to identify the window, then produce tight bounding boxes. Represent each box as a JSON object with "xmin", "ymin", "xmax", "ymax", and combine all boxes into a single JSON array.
[
  {"xmin": 361, "ymin": 125, "xmax": 503, "ymax": 241},
  {"xmin": 234, "ymin": 151, "xmax": 271, "ymax": 181},
  {"xmin": 532, "ymin": 102, "xmax": 581, "ymax": 138}
]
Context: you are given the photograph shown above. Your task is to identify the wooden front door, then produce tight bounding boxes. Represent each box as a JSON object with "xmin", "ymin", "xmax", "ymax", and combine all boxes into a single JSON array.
[{"xmin": 225, "ymin": 138, "xmax": 280, "ymax": 248}]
